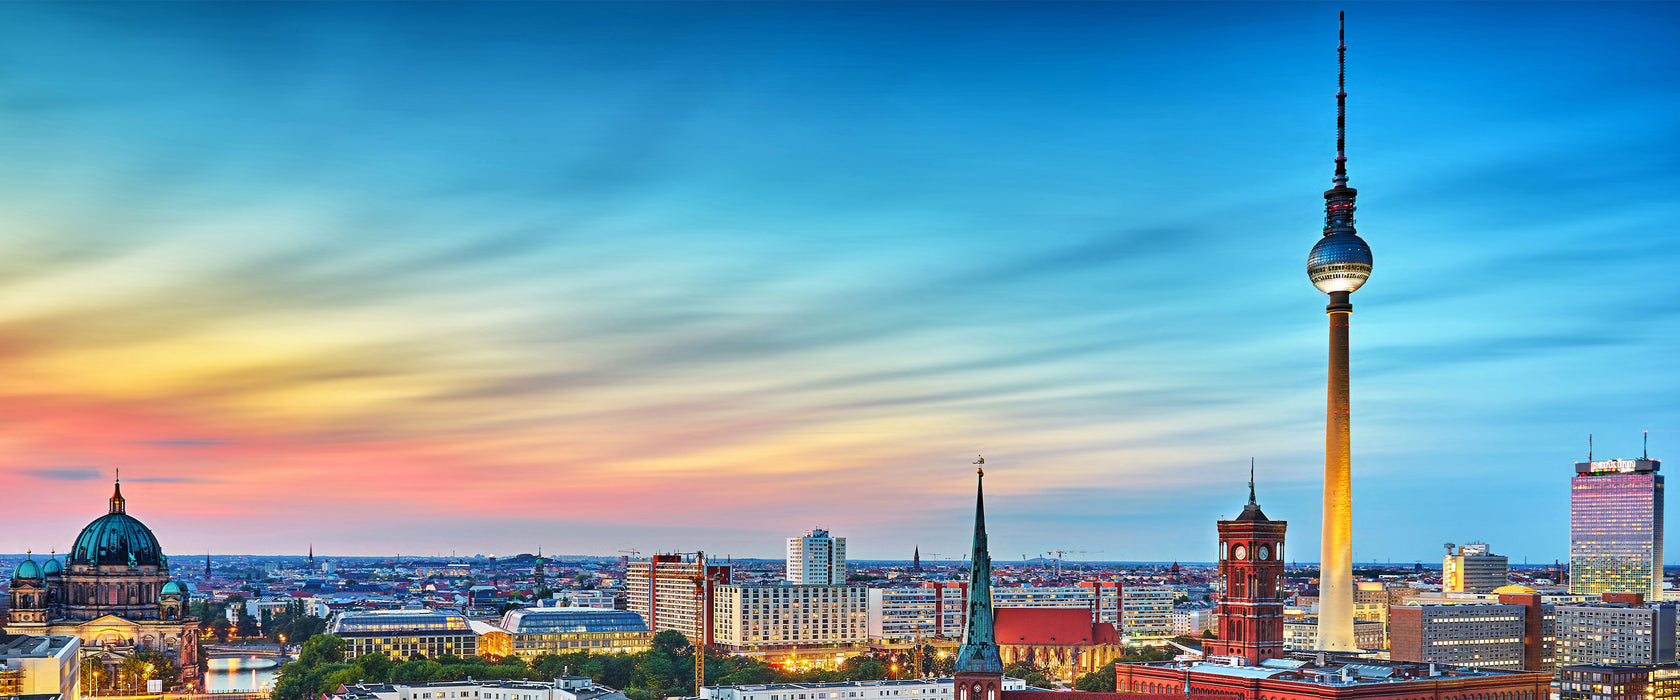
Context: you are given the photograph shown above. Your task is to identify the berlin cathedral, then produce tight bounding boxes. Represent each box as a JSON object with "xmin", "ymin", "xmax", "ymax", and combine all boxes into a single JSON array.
[{"xmin": 6, "ymin": 478, "xmax": 200, "ymax": 687}]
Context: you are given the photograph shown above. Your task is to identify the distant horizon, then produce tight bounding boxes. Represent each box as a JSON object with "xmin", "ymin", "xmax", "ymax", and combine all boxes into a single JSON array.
[{"xmin": 0, "ymin": 551, "xmax": 1593, "ymax": 572}]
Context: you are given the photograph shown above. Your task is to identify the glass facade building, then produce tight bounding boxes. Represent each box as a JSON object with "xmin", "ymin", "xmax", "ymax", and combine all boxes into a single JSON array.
[
  {"xmin": 1570, "ymin": 459, "xmax": 1664, "ymax": 598},
  {"xmin": 330, "ymin": 609, "xmax": 478, "ymax": 659},
  {"xmin": 497, "ymin": 607, "xmax": 652, "ymax": 658}
]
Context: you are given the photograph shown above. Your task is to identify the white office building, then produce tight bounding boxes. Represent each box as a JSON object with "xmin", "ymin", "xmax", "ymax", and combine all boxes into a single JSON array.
[
  {"xmin": 713, "ymin": 584, "xmax": 868, "ymax": 651},
  {"xmin": 787, "ymin": 530, "xmax": 847, "ymax": 585},
  {"xmin": 1444, "ymin": 543, "xmax": 1511, "ymax": 594},
  {"xmin": 1171, "ymin": 607, "xmax": 1215, "ymax": 636}
]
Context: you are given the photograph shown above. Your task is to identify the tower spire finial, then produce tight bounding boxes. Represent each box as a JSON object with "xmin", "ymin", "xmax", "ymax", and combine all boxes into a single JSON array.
[{"xmin": 1249, "ymin": 458, "xmax": 1257, "ymax": 506}]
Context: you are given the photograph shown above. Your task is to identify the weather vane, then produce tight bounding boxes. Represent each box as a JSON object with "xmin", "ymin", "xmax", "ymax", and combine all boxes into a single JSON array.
[{"xmin": 974, "ymin": 454, "xmax": 984, "ymax": 476}]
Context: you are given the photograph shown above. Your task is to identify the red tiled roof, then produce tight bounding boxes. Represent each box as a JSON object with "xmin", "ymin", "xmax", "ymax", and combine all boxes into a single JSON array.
[{"xmin": 994, "ymin": 607, "xmax": 1121, "ymax": 646}]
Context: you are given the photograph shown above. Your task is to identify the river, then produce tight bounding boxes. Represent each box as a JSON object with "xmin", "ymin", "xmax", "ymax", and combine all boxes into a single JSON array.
[{"xmin": 205, "ymin": 656, "xmax": 280, "ymax": 693}]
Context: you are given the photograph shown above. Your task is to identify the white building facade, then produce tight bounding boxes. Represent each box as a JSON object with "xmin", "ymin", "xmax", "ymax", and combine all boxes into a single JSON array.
[
  {"xmin": 713, "ymin": 585, "xmax": 868, "ymax": 651},
  {"xmin": 867, "ymin": 584, "xmax": 967, "ymax": 642}
]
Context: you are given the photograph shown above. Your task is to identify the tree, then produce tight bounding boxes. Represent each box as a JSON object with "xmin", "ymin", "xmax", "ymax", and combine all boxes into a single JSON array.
[
  {"xmin": 80, "ymin": 657, "xmax": 108, "ymax": 695},
  {"xmin": 1074, "ymin": 665, "xmax": 1115, "ymax": 692},
  {"xmin": 354, "ymin": 653, "xmax": 395, "ymax": 683},
  {"xmin": 298, "ymin": 635, "xmax": 346, "ymax": 667},
  {"xmin": 650, "ymin": 630, "xmax": 689, "ymax": 657},
  {"xmin": 118, "ymin": 651, "xmax": 180, "ymax": 693},
  {"xmin": 1003, "ymin": 660, "xmax": 1053, "ymax": 689},
  {"xmin": 1200, "ymin": 629, "xmax": 1216, "ymax": 639}
]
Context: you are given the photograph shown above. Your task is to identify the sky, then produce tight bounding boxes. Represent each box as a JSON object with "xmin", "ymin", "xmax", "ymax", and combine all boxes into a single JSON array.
[{"xmin": 0, "ymin": 2, "xmax": 1678, "ymax": 565}]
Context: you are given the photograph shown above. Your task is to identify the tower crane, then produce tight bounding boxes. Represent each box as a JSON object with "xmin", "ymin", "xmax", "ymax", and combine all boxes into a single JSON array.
[{"xmin": 1042, "ymin": 550, "xmax": 1104, "ymax": 581}]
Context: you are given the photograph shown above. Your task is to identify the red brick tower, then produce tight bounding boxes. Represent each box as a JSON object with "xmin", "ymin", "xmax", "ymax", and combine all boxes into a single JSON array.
[{"xmin": 1205, "ymin": 465, "xmax": 1288, "ymax": 665}]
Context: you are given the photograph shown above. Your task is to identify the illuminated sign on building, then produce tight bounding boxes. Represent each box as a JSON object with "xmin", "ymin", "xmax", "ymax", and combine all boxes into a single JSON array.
[{"xmin": 1576, "ymin": 459, "xmax": 1660, "ymax": 475}]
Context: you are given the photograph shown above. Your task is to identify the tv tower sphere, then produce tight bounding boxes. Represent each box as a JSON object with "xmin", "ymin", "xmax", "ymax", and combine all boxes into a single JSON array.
[{"xmin": 1307, "ymin": 232, "xmax": 1373, "ymax": 294}]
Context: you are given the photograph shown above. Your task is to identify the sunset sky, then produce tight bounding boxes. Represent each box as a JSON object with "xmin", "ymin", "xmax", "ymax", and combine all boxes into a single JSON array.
[{"xmin": 1, "ymin": 2, "xmax": 1677, "ymax": 563}]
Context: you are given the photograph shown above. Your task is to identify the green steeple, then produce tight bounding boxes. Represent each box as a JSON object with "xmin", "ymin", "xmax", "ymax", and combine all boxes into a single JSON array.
[{"xmin": 955, "ymin": 459, "xmax": 1001, "ymax": 675}]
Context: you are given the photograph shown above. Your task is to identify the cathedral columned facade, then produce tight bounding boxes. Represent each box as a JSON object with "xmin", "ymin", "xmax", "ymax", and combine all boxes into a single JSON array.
[{"xmin": 6, "ymin": 479, "xmax": 200, "ymax": 688}]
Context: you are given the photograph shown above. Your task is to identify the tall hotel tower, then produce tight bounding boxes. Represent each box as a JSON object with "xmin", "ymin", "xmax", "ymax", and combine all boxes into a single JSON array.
[
  {"xmin": 1306, "ymin": 13, "xmax": 1373, "ymax": 652},
  {"xmin": 786, "ymin": 528, "xmax": 847, "ymax": 585},
  {"xmin": 1570, "ymin": 456, "xmax": 1664, "ymax": 598}
]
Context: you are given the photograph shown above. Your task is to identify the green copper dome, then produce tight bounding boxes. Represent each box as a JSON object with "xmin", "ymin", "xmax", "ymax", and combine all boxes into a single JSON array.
[
  {"xmin": 12, "ymin": 557, "xmax": 43, "ymax": 581},
  {"xmin": 41, "ymin": 557, "xmax": 63, "ymax": 576},
  {"xmin": 69, "ymin": 481, "xmax": 165, "ymax": 568}
]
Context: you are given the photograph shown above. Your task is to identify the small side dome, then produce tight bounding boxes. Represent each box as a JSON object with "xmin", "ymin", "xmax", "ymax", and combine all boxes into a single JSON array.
[
  {"xmin": 1492, "ymin": 584, "xmax": 1539, "ymax": 595},
  {"xmin": 161, "ymin": 580, "xmax": 186, "ymax": 596},
  {"xmin": 41, "ymin": 558, "xmax": 63, "ymax": 576},
  {"xmin": 13, "ymin": 557, "xmax": 43, "ymax": 581}
]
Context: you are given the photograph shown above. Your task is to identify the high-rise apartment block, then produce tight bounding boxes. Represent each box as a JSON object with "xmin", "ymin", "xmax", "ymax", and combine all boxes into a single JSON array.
[
  {"xmin": 1555, "ymin": 594, "xmax": 1676, "ymax": 666},
  {"xmin": 992, "ymin": 582, "xmax": 1121, "ymax": 626},
  {"xmin": 1120, "ymin": 586, "xmax": 1174, "ymax": 638},
  {"xmin": 625, "ymin": 554, "xmax": 732, "ymax": 646},
  {"xmin": 711, "ymin": 584, "xmax": 867, "ymax": 651},
  {"xmin": 786, "ymin": 529, "xmax": 847, "ymax": 585},
  {"xmin": 1571, "ymin": 458, "xmax": 1664, "ymax": 598},
  {"xmin": 867, "ymin": 583, "xmax": 968, "ymax": 642},
  {"xmin": 1444, "ymin": 543, "xmax": 1510, "ymax": 594}
]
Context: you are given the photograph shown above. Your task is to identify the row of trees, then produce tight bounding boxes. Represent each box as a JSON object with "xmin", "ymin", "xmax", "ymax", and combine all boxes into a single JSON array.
[
  {"xmin": 276, "ymin": 631, "xmax": 1007, "ymax": 700},
  {"xmin": 79, "ymin": 651, "xmax": 182, "ymax": 695}
]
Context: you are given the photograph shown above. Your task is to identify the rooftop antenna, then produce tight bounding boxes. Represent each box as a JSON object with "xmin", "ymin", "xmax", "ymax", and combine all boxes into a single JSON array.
[
  {"xmin": 1334, "ymin": 10, "xmax": 1348, "ymax": 188},
  {"xmin": 1589, "ymin": 434, "xmax": 1593, "ymax": 461},
  {"xmin": 1645, "ymin": 430, "xmax": 1649, "ymax": 460}
]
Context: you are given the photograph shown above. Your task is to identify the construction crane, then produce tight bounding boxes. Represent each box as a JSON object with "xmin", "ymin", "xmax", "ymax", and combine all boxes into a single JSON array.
[
  {"xmin": 1042, "ymin": 550, "xmax": 1104, "ymax": 580},
  {"xmin": 672, "ymin": 550, "xmax": 711, "ymax": 692}
]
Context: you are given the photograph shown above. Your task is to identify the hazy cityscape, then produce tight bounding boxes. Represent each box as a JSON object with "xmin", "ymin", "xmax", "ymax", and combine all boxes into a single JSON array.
[{"xmin": 3, "ymin": 6, "xmax": 1679, "ymax": 700}]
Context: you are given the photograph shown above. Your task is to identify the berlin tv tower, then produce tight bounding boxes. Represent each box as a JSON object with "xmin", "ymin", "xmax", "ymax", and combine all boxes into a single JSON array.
[{"xmin": 1306, "ymin": 11, "xmax": 1373, "ymax": 653}]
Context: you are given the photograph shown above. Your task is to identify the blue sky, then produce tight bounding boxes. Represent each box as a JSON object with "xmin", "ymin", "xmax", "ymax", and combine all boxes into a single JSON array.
[{"xmin": 0, "ymin": 2, "xmax": 1676, "ymax": 562}]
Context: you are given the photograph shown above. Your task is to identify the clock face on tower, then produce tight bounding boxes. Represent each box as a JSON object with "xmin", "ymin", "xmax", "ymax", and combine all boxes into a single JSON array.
[
  {"xmin": 1233, "ymin": 545, "xmax": 1248, "ymax": 560},
  {"xmin": 1258, "ymin": 545, "xmax": 1271, "ymax": 560}
]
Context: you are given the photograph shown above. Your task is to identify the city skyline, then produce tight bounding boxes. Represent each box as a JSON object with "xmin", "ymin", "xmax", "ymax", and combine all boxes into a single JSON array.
[{"xmin": 1, "ymin": 3, "xmax": 1678, "ymax": 561}]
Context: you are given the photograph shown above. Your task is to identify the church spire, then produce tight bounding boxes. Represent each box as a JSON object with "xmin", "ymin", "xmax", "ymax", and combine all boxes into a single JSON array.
[{"xmin": 955, "ymin": 456, "xmax": 1001, "ymax": 675}]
